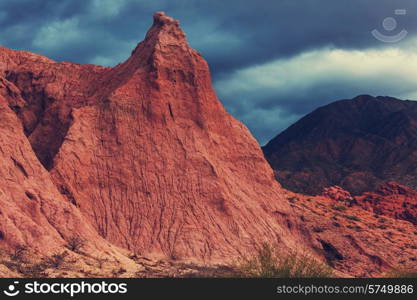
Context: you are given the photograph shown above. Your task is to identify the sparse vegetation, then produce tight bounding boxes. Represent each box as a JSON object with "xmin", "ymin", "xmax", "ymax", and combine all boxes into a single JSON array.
[
  {"xmin": 287, "ymin": 197, "xmax": 297, "ymax": 204},
  {"xmin": 353, "ymin": 226, "xmax": 363, "ymax": 232},
  {"xmin": 385, "ymin": 268, "xmax": 417, "ymax": 278},
  {"xmin": 43, "ymin": 251, "xmax": 68, "ymax": 268},
  {"xmin": 332, "ymin": 204, "xmax": 347, "ymax": 212},
  {"xmin": 66, "ymin": 236, "xmax": 85, "ymax": 252},
  {"xmin": 237, "ymin": 243, "xmax": 333, "ymax": 278},
  {"xmin": 111, "ymin": 267, "xmax": 127, "ymax": 278},
  {"xmin": 18, "ymin": 263, "xmax": 48, "ymax": 278},
  {"xmin": 313, "ymin": 226, "xmax": 325, "ymax": 233},
  {"xmin": 11, "ymin": 245, "xmax": 27, "ymax": 261},
  {"xmin": 344, "ymin": 215, "xmax": 360, "ymax": 222},
  {"xmin": 95, "ymin": 256, "xmax": 107, "ymax": 269}
]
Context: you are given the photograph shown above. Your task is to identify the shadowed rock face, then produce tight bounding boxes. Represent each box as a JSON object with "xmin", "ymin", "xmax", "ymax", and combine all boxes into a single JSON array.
[
  {"xmin": 0, "ymin": 74, "xmax": 112, "ymax": 255},
  {"xmin": 0, "ymin": 12, "xmax": 301, "ymax": 261},
  {"xmin": 263, "ymin": 95, "xmax": 417, "ymax": 195}
]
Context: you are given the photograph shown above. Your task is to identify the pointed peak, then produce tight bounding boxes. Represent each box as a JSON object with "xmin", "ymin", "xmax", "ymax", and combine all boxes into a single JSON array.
[
  {"xmin": 153, "ymin": 11, "xmax": 180, "ymax": 26},
  {"xmin": 131, "ymin": 12, "xmax": 187, "ymax": 57},
  {"xmin": 147, "ymin": 11, "xmax": 184, "ymax": 40}
]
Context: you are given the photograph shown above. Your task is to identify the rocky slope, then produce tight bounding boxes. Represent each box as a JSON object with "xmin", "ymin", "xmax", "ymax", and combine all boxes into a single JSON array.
[
  {"xmin": 0, "ymin": 12, "xmax": 303, "ymax": 263},
  {"xmin": 0, "ymin": 67, "xmax": 119, "ymax": 256},
  {"xmin": 263, "ymin": 95, "xmax": 417, "ymax": 195},
  {"xmin": 324, "ymin": 182, "xmax": 417, "ymax": 226},
  {"xmin": 284, "ymin": 189, "xmax": 417, "ymax": 277}
]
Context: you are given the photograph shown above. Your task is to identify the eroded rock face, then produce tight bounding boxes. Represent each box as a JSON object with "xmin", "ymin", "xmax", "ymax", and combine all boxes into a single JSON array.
[
  {"xmin": 322, "ymin": 186, "xmax": 355, "ymax": 205},
  {"xmin": 356, "ymin": 182, "xmax": 417, "ymax": 225},
  {"xmin": 285, "ymin": 189, "xmax": 417, "ymax": 277},
  {"xmin": 323, "ymin": 182, "xmax": 417, "ymax": 225},
  {"xmin": 0, "ymin": 12, "xmax": 301, "ymax": 261},
  {"xmin": 0, "ymin": 75, "xmax": 110, "ymax": 255}
]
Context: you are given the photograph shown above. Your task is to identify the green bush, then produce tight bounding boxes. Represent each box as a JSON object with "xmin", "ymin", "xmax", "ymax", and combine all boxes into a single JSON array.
[{"xmin": 238, "ymin": 243, "xmax": 333, "ymax": 278}]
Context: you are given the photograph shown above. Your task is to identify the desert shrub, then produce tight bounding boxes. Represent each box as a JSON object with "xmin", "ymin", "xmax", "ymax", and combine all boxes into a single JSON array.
[
  {"xmin": 111, "ymin": 268, "xmax": 126, "ymax": 278},
  {"xmin": 11, "ymin": 245, "xmax": 27, "ymax": 261},
  {"xmin": 43, "ymin": 251, "xmax": 68, "ymax": 268},
  {"xmin": 287, "ymin": 197, "xmax": 297, "ymax": 204},
  {"xmin": 385, "ymin": 268, "xmax": 417, "ymax": 278},
  {"xmin": 66, "ymin": 236, "xmax": 85, "ymax": 252},
  {"xmin": 313, "ymin": 227, "xmax": 325, "ymax": 233},
  {"xmin": 344, "ymin": 215, "xmax": 360, "ymax": 221},
  {"xmin": 332, "ymin": 204, "xmax": 347, "ymax": 212},
  {"xmin": 238, "ymin": 243, "xmax": 333, "ymax": 278},
  {"xmin": 96, "ymin": 256, "xmax": 107, "ymax": 269},
  {"xmin": 18, "ymin": 263, "xmax": 47, "ymax": 278}
]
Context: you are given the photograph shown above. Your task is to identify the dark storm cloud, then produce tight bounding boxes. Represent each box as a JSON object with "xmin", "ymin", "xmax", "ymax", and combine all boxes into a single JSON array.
[{"xmin": 1, "ymin": 0, "xmax": 417, "ymax": 144}]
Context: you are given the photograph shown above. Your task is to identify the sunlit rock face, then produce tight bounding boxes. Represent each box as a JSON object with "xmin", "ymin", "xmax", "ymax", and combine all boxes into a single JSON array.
[{"xmin": 0, "ymin": 12, "xmax": 302, "ymax": 261}]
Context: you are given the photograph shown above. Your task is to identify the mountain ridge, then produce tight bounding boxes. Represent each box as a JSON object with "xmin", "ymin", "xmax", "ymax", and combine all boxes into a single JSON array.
[{"xmin": 263, "ymin": 94, "xmax": 417, "ymax": 195}]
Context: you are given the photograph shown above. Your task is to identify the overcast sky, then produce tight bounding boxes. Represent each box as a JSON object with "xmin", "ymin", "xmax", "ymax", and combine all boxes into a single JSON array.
[{"xmin": 1, "ymin": 0, "xmax": 417, "ymax": 144}]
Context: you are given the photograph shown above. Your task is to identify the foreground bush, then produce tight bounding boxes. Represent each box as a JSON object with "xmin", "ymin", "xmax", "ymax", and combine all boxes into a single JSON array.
[
  {"xmin": 238, "ymin": 243, "xmax": 333, "ymax": 278},
  {"xmin": 385, "ymin": 268, "xmax": 417, "ymax": 278}
]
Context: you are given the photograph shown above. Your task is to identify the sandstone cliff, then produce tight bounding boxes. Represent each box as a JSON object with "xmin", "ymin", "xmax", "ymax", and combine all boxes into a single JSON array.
[{"xmin": 0, "ymin": 12, "xmax": 301, "ymax": 261}]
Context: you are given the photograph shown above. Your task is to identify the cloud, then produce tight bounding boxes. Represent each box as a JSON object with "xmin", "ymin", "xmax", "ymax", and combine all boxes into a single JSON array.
[
  {"xmin": 88, "ymin": 0, "xmax": 129, "ymax": 19},
  {"xmin": 216, "ymin": 43, "xmax": 417, "ymax": 144},
  {"xmin": 33, "ymin": 18, "xmax": 82, "ymax": 50},
  {"xmin": 2, "ymin": 0, "xmax": 417, "ymax": 143}
]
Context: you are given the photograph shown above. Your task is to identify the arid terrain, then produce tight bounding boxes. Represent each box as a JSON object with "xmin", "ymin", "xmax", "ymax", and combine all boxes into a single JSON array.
[{"xmin": 0, "ymin": 12, "xmax": 416, "ymax": 278}]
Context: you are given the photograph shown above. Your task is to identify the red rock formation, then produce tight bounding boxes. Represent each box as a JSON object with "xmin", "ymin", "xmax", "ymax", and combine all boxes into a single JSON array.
[
  {"xmin": 285, "ymin": 189, "xmax": 417, "ymax": 277},
  {"xmin": 0, "ymin": 71, "xmax": 112, "ymax": 255},
  {"xmin": 2, "ymin": 12, "xmax": 415, "ymax": 278},
  {"xmin": 0, "ymin": 12, "xmax": 301, "ymax": 261},
  {"xmin": 322, "ymin": 186, "xmax": 355, "ymax": 205},
  {"xmin": 322, "ymin": 182, "xmax": 417, "ymax": 225},
  {"xmin": 356, "ymin": 182, "xmax": 417, "ymax": 225}
]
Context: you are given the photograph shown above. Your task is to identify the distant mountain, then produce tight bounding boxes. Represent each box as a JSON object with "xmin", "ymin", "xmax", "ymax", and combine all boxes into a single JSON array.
[{"xmin": 263, "ymin": 95, "xmax": 417, "ymax": 195}]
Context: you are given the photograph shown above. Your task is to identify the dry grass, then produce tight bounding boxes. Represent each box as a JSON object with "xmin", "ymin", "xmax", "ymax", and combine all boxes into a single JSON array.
[
  {"xmin": 237, "ymin": 243, "xmax": 333, "ymax": 278},
  {"xmin": 385, "ymin": 268, "xmax": 417, "ymax": 278}
]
